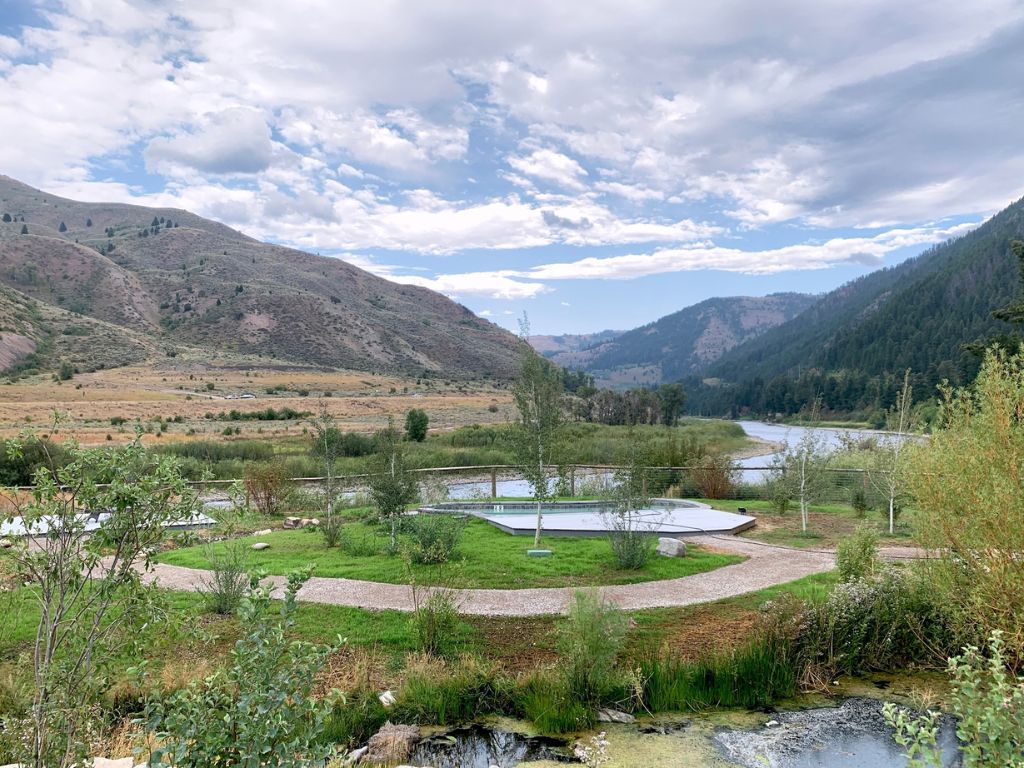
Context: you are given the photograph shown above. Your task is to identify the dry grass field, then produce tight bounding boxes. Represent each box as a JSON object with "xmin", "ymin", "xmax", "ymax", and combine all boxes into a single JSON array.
[{"xmin": 0, "ymin": 358, "xmax": 514, "ymax": 445}]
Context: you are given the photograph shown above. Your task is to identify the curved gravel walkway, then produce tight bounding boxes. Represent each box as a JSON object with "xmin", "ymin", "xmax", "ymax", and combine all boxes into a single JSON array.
[{"xmin": 140, "ymin": 535, "xmax": 855, "ymax": 616}]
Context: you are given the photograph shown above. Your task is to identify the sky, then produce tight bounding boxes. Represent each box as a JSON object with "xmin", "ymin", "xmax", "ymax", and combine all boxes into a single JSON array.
[{"xmin": 1, "ymin": 1, "xmax": 1023, "ymax": 335}]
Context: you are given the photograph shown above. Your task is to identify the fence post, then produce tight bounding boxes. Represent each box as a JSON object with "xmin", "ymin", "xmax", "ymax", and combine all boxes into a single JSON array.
[
  {"xmin": 490, "ymin": 467, "xmax": 497, "ymax": 500},
  {"xmin": 570, "ymin": 466, "xmax": 576, "ymax": 497},
  {"xmin": 641, "ymin": 474, "xmax": 648, "ymax": 498}
]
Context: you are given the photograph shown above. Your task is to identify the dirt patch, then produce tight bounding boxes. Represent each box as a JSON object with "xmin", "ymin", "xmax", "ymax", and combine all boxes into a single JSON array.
[
  {"xmin": 315, "ymin": 646, "xmax": 393, "ymax": 695},
  {"xmin": 0, "ymin": 332, "xmax": 35, "ymax": 372},
  {"xmin": 467, "ymin": 615, "xmax": 559, "ymax": 672},
  {"xmin": 627, "ymin": 604, "xmax": 760, "ymax": 661}
]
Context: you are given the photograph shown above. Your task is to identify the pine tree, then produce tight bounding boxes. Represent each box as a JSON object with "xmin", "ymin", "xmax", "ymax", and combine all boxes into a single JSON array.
[
  {"xmin": 20, "ymin": 224, "xmax": 28, "ymax": 235},
  {"xmin": 2, "ymin": 213, "xmax": 10, "ymax": 222},
  {"xmin": 58, "ymin": 222, "xmax": 67, "ymax": 232}
]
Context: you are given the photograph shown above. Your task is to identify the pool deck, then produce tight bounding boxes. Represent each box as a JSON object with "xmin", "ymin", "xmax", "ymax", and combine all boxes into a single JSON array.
[{"xmin": 422, "ymin": 499, "xmax": 757, "ymax": 538}]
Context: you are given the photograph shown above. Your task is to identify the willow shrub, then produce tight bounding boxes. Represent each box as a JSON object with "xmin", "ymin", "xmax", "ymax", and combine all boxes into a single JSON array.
[{"xmin": 908, "ymin": 349, "xmax": 1024, "ymax": 661}]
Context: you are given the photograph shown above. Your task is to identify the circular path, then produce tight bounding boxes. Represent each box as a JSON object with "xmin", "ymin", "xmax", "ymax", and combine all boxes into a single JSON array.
[{"xmin": 134, "ymin": 535, "xmax": 920, "ymax": 617}]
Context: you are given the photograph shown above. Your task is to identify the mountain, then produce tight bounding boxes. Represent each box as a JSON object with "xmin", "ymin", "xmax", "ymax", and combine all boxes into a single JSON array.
[
  {"xmin": 528, "ymin": 329, "xmax": 624, "ymax": 366},
  {"xmin": 0, "ymin": 176, "xmax": 521, "ymax": 378},
  {"xmin": 536, "ymin": 294, "xmax": 815, "ymax": 389},
  {"xmin": 688, "ymin": 196, "xmax": 1024, "ymax": 417}
]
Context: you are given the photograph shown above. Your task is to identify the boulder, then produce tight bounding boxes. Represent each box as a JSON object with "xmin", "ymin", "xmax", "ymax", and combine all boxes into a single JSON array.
[
  {"xmin": 364, "ymin": 722, "xmax": 420, "ymax": 765},
  {"xmin": 378, "ymin": 689, "xmax": 397, "ymax": 707},
  {"xmin": 344, "ymin": 746, "xmax": 368, "ymax": 765},
  {"xmin": 0, "ymin": 538, "xmax": 12, "ymax": 549},
  {"xmin": 283, "ymin": 517, "xmax": 301, "ymax": 529},
  {"xmin": 656, "ymin": 537, "xmax": 687, "ymax": 557},
  {"xmin": 283, "ymin": 517, "xmax": 320, "ymax": 529},
  {"xmin": 596, "ymin": 708, "xmax": 636, "ymax": 724},
  {"xmin": 251, "ymin": 542, "xmax": 270, "ymax": 550},
  {"xmin": 254, "ymin": 528, "xmax": 273, "ymax": 536}
]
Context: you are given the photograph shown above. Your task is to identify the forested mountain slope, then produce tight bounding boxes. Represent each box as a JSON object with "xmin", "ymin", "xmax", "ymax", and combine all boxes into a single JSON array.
[{"xmin": 687, "ymin": 196, "xmax": 1024, "ymax": 418}]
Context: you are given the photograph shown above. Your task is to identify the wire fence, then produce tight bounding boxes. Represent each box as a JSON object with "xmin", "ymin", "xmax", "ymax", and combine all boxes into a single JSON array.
[{"xmin": 191, "ymin": 463, "xmax": 890, "ymax": 509}]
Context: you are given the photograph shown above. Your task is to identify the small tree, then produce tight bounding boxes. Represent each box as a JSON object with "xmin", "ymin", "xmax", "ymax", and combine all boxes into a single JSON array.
[
  {"xmin": 404, "ymin": 408, "xmax": 429, "ymax": 442},
  {"xmin": 776, "ymin": 408, "xmax": 828, "ymax": 534},
  {"xmin": 871, "ymin": 370, "xmax": 915, "ymax": 534},
  {"xmin": 57, "ymin": 359, "xmax": 73, "ymax": 381},
  {"xmin": 512, "ymin": 315, "xmax": 564, "ymax": 547},
  {"xmin": 243, "ymin": 462, "xmax": 292, "ymax": 516},
  {"xmin": 1, "ymin": 435, "xmax": 197, "ymax": 768},
  {"xmin": 2, "ymin": 213, "xmax": 11, "ymax": 222},
  {"xmin": 308, "ymin": 400, "xmax": 342, "ymax": 547},
  {"xmin": 58, "ymin": 222, "xmax": 67, "ymax": 232},
  {"xmin": 85, "ymin": 217, "xmax": 92, "ymax": 227},
  {"xmin": 368, "ymin": 420, "xmax": 418, "ymax": 549},
  {"xmin": 605, "ymin": 439, "xmax": 656, "ymax": 569},
  {"xmin": 20, "ymin": 224, "xmax": 28, "ymax": 235}
]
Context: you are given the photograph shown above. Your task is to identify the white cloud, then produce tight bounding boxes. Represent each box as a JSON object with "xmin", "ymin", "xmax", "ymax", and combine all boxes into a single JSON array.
[
  {"xmin": 145, "ymin": 107, "xmax": 276, "ymax": 175},
  {"xmin": 389, "ymin": 271, "xmax": 550, "ymax": 300},
  {"xmin": 507, "ymin": 148, "xmax": 589, "ymax": 190}
]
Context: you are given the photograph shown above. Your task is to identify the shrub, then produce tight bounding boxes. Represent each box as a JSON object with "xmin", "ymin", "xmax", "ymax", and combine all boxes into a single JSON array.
[
  {"xmin": 606, "ymin": 521, "xmax": 654, "ymax": 570},
  {"xmin": 836, "ymin": 526, "xmax": 879, "ymax": 582},
  {"xmin": 199, "ymin": 541, "xmax": 250, "ymax": 615},
  {"xmin": 517, "ymin": 673, "xmax": 594, "ymax": 734},
  {"xmin": 144, "ymin": 571, "xmax": 336, "ymax": 767},
  {"xmin": 691, "ymin": 453, "xmax": 737, "ymax": 499},
  {"xmin": 558, "ymin": 591, "xmax": 627, "ymax": 706},
  {"xmin": 884, "ymin": 630, "xmax": 1024, "ymax": 767},
  {"xmin": 410, "ymin": 580, "xmax": 463, "ymax": 657},
  {"xmin": 243, "ymin": 463, "xmax": 293, "ymax": 516},
  {"xmin": 320, "ymin": 689, "xmax": 388, "ymax": 749},
  {"xmin": 851, "ymin": 487, "xmax": 869, "ymax": 517},
  {"xmin": 406, "ymin": 514, "xmax": 465, "ymax": 565}
]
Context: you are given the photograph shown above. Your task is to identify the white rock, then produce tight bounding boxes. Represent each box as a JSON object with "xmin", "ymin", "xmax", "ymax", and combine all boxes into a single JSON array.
[
  {"xmin": 655, "ymin": 537, "xmax": 687, "ymax": 557},
  {"xmin": 344, "ymin": 745, "xmax": 368, "ymax": 765},
  {"xmin": 378, "ymin": 689, "xmax": 397, "ymax": 707},
  {"xmin": 596, "ymin": 707, "xmax": 636, "ymax": 723},
  {"xmin": 251, "ymin": 542, "xmax": 270, "ymax": 550},
  {"xmin": 765, "ymin": 719, "xmax": 781, "ymax": 728},
  {"xmin": 254, "ymin": 528, "xmax": 272, "ymax": 536},
  {"xmin": 0, "ymin": 538, "xmax": 12, "ymax": 549},
  {"xmin": 93, "ymin": 759, "xmax": 136, "ymax": 768}
]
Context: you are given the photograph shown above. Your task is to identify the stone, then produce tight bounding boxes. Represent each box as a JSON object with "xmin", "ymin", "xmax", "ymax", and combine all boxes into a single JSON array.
[
  {"xmin": 378, "ymin": 689, "xmax": 397, "ymax": 707},
  {"xmin": 283, "ymin": 517, "xmax": 319, "ymax": 529},
  {"xmin": 251, "ymin": 542, "xmax": 270, "ymax": 550},
  {"xmin": 344, "ymin": 746, "xmax": 368, "ymax": 765},
  {"xmin": 656, "ymin": 537, "xmax": 687, "ymax": 557},
  {"xmin": 0, "ymin": 538, "xmax": 12, "ymax": 549},
  {"xmin": 254, "ymin": 528, "xmax": 272, "ymax": 535},
  {"xmin": 364, "ymin": 722, "xmax": 420, "ymax": 765},
  {"xmin": 93, "ymin": 759, "xmax": 137, "ymax": 768},
  {"xmin": 596, "ymin": 708, "xmax": 636, "ymax": 724},
  {"xmin": 283, "ymin": 516, "xmax": 302, "ymax": 529},
  {"xmin": 526, "ymin": 549, "xmax": 552, "ymax": 557}
]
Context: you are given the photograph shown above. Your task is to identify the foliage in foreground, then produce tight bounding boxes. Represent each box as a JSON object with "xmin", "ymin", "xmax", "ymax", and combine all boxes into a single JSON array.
[
  {"xmin": 884, "ymin": 630, "xmax": 1024, "ymax": 768},
  {"xmin": 909, "ymin": 349, "xmax": 1024, "ymax": 661},
  {"xmin": 144, "ymin": 570, "xmax": 337, "ymax": 767},
  {"xmin": 1, "ymin": 437, "xmax": 196, "ymax": 768}
]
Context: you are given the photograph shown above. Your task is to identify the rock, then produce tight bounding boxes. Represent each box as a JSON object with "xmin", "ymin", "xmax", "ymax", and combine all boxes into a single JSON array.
[
  {"xmin": 283, "ymin": 516, "xmax": 302, "ymax": 529},
  {"xmin": 93, "ymin": 759, "xmax": 139, "ymax": 768},
  {"xmin": 251, "ymin": 542, "xmax": 270, "ymax": 550},
  {"xmin": 0, "ymin": 538, "xmax": 12, "ymax": 549},
  {"xmin": 378, "ymin": 689, "xmax": 397, "ymax": 707},
  {"xmin": 656, "ymin": 537, "xmax": 687, "ymax": 557},
  {"xmin": 344, "ymin": 746, "xmax": 368, "ymax": 765},
  {"xmin": 364, "ymin": 722, "xmax": 420, "ymax": 765},
  {"xmin": 254, "ymin": 528, "xmax": 272, "ymax": 535},
  {"xmin": 282, "ymin": 517, "xmax": 319, "ymax": 529},
  {"xmin": 596, "ymin": 708, "xmax": 636, "ymax": 724},
  {"xmin": 765, "ymin": 719, "xmax": 781, "ymax": 728}
]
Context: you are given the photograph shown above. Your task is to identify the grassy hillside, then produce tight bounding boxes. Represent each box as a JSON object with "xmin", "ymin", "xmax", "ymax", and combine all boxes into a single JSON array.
[{"xmin": 0, "ymin": 176, "xmax": 521, "ymax": 379}]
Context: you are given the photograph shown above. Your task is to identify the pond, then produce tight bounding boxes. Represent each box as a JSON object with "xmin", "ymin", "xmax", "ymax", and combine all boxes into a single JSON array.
[{"xmin": 406, "ymin": 698, "xmax": 960, "ymax": 767}]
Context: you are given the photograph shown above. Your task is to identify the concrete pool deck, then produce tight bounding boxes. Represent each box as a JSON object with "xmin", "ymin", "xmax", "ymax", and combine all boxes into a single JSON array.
[{"xmin": 421, "ymin": 499, "xmax": 757, "ymax": 537}]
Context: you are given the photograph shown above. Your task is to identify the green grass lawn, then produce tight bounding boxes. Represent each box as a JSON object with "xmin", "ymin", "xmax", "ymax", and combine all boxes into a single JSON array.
[{"xmin": 158, "ymin": 518, "xmax": 744, "ymax": 589}]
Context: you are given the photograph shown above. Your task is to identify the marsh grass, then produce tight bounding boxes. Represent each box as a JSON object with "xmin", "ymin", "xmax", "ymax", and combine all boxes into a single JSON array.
[{"xmin": 639, "ymin": 632, "xmax": 797, "ymax": 712}]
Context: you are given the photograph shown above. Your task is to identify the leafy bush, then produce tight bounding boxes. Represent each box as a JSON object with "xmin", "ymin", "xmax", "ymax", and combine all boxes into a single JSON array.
[
  {"xmin": 405, "ymin": 409, "xmax": 429, "ymax": 442},
  {"xmin": 836, "ymin": 526, "xmax": 879, "ymax": 582},
  {"xmin": 796, "ymin": 567, "xmax": 955, "ymax": 683},
  {"xmin": 851, "ymin": 487, "xmax": 869, "ymax": 517},
  {"xmin": 606, "ymin": 522, "xmax": 654, "ymax": 570},
  {"xmin": 884, "ymin": 630, "xmax": 1024, "ymax": 767},
  {"xmin": 199, "ymin": 540, "xmax": 250, "ymax": 615},
  {"xmin": 144, "ymin": 571, "xmax": 336, "ymax": 767},
  {"xmin": 406, "ymin": 514, "xmax": 465, "ymax": 565}
]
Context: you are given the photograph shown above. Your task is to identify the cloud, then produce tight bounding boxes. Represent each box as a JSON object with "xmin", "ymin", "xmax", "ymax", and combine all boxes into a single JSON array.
[
  {"xmin": 508, "ymin": 148, "xmax": 588, "ymax": 190},
  {"xmin": 145, "ymin": 108, "xmax": 275, "ymax": 175},
  {"xmin": 388, "ymin": 271, "xmax": 550, "ymax": 300}
]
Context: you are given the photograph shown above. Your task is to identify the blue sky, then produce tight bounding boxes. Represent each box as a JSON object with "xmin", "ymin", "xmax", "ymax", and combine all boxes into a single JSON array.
[{"xmin": 1, "ymin": 1, "xmax": 1022, "ymax": 334}]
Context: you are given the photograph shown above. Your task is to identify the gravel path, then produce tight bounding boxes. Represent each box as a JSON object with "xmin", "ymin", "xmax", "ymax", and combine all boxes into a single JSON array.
[{"xmin": 140, "ymin": 535, "xmax": 850, "ymax": 616}]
